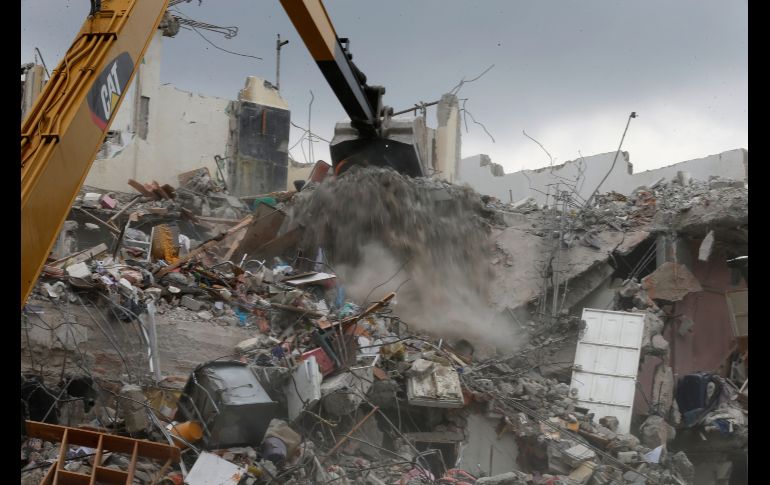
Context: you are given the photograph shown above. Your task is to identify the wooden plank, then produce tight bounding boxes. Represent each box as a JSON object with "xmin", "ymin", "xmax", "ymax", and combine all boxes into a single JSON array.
[
  {"xmin": 51, "ymin": 243, "xmax": 109, "ymax": 268},
  {"xmin": 107, "ymin": 195, "xmax": 142, "ymax": 223},
  {"xmin": 178, "ymin": 167, "xmax": 210, "ymax": 187},
  {"xmin": 153, "ymin": 181, "xmax": 172, "ymax": 200},
  {"xmin": 57, "ymin": 428, "xmax": 70, "ymax": 473},
  {"xmin": 74, "ymin": 208, "xmax": 120, "ymax": 234},
  {"xmin": 126, "ymin": 441, "xmax": 139, "ymax": 484},
  {"xmin": 94, "ymin": 466, "xmax": 129, "ymax": 484},
  {"xmin": 221, "ymin": 226, "xmax": 249, "ymax": 262},
  {"xmin": 230, "ymin": 204, "xmax": 286, "ymax": 263},
  {"xmin": 89, "ymin": 435, "xmax": 104, "ymax": 485},
  {"xmin": 53, "ymin": 470, "xmax": 90, "ymax": 485},
  {"xmin": 41, "ymin": 459, "xmax": 56, "ymax": 485},
  {"xmin": 250, "ymin": 227, "xmax": 301, "ymax": 261},
  {"xmin": 127, "ymin": 179, "xmax": 155, "ymax": 198},
  {"xmin": 154, "ymin": 215, "xmax": 253, "ymax": 278}
]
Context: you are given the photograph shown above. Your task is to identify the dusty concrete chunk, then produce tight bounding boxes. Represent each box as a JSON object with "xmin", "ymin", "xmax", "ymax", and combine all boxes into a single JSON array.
[
  {"xmin": 641, "ymin": 312, "xmax": 665, "ymax": 349},
  {"xmin": 599, "ymin": 416, "xmax": 620, "ymax": 432},
  {"xmin": 639, "ymin": 415, "xmax": 675, "ymax": 448},
  {"xmin": 652, "ymin": 365, "xmax": 675, "ymax": 416},
  {"xmin": 676, "ymin": 171, "xmax": 692, "ymax": 186},
  {"xmin": 181, "ymin": 295, "xmax": 205, "ymax": 311},
  {"xmin": 671, "ymin": 451, "xmax": 694, "ymax": 484},
  {"xmin": 618, "ymin": 279, "xmax": 641, "ymax": 298},
  {"xmin": 677, "ymin": 316, "xmax": 695, "ymax": 336},
  {"xmin": 118, "ymin": 384, "xmax": 148, "ymax": 433},
  {"xmin": 610, "ymin": 433, "xmax": 640, "ymax": 451},
  {"xmin": 642, "ymin": 262, "xmax": 702, "ymax": 302},
  {"xmin": 568, "ymin": 461, "xmax": 596, "ymax": 484},
  {"xmin": 623, "ymin": 470, "xmax": 642, "ymax": 483},
  {"xmin": 196, "ymin": 310, "xmax": 213, "ymax": 320},
  {"xmin": 709, "ymin": 177, "xmax": 744, "ymax": 189},
  {"xmin": 66, "ymin": 261, "xmax": 91, "ymax": 279},
  {"xmin": 322, "ymin": 368, "xmax": 373, "ymax": 416},
  {"xmin": 236, "ymin": 335, "xmax": 272, "ymax": 353},
  {"xmin": 564, "ymin": 443, "xmax": 596, "ymax": 466},
  {"xmin": 651, "ymin": 334, "xmax": 670, "ymax": 353}
]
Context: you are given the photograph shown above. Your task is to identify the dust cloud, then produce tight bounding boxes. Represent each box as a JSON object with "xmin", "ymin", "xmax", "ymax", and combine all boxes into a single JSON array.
[{"xmin": 289, "ymin": 167, "xmax": 523, "ymax": 351}]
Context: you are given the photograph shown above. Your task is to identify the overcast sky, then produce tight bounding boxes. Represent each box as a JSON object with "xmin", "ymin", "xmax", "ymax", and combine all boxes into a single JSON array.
[{"xmin": 21, "ymin": 1, "xmax": 747, "ymax": 173}]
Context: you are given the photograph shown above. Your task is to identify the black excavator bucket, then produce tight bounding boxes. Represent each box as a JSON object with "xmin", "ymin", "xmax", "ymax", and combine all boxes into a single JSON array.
[{"xmin": 329, "ymin": 119, "xmax": 425, "ymax": 178}]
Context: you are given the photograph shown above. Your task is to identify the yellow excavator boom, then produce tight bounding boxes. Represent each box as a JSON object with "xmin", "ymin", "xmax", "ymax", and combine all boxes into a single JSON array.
[{"xmin": 21, "ymin": 0, "xmax": 169, "ymax": 308}]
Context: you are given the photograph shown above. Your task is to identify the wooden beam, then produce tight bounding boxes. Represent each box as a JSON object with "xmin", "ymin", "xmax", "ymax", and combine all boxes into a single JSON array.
[
  {"xmin": 51, "ymin": 243, "xmax": 109, "ymax": 268},
  {"xmin": 154, "ymin": 215, "xmax": 253, "ymax": 278},
  {"xmin": 107, "ymin": 195, "xmax": 142, "ymax": 223},
  {"xmin": 74, "ymin": 208, "xmax": 120, "ymax": 234},
  {"xmin": 127, "ymin": 179, "xmax": 155, "ymax": 198}
]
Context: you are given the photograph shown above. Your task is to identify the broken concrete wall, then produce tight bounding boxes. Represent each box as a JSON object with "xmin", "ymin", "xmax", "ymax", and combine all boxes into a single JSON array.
[
  {"xmin": 634, "ymin": 237, "xmax": 747, "ymax": 416},
  {"xmin": 228, "ymin": 77, "xmax": 291, "ymax": 196},
  {"xmin": 85, "ymin": 31, "xmax": 232, "ymax": 191},
  {"xmin": 457, "ymin": 149, "xmax": 747, "ymax": 205},
  {"xmin": 458, "ymin": 414, "xmax": 519, "ymax": 476},
  {"xmin": 626, "ymin": 149, "xmax": 747, "ymax": 190},
  {"xmin": 458, "ymin": 151, "xmax": 632, "ymax": 206},
  {"xmin": 22, "ymin": 298, "xmax": 255, "ymax": 383},
  {"xmin": 665, "ymin": 239, "xmax": 746, "ymax": 376},
  {"xmin": 489, "ymin": 221, "xmax": 629, "ymax": 315}
]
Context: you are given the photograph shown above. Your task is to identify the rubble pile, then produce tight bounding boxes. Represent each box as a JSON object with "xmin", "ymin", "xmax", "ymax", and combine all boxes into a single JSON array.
[
  {"xmin": 22, "ymin": 166, "xmax": 747, "ymax": 484},
  {"xmin": 494, "ymin": 174, "xmax": 747, "ymax": 235}
]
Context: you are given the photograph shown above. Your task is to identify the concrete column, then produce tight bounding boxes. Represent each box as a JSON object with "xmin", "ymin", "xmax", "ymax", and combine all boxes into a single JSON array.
[
  {"xmin": 435, "ymin": 93, "xmax": 461, "ymax": 183},
  {"xmin": 22, "ymin": 64, "xmax": 45, "ymax": 120}
]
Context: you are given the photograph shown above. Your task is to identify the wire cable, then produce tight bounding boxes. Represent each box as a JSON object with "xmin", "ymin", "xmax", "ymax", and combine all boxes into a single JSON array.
[{"xmin": 180, "ymin": 25, "xmax": 262, "ymax": 60}]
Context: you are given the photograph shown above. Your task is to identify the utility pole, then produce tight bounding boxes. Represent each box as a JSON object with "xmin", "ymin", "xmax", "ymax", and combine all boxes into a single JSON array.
[{"xmin": 276, "ymin": 34, "xmax": 289, "ymax": 91}]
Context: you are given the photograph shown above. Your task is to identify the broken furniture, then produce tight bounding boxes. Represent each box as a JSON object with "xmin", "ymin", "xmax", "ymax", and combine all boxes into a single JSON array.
[
  {"xmin": 406, "ymin": 359, "xmax": 464, "ymax": 408},
  {"xmin": 25, "ymin": 420, "xmax": 180, "ymax": 485},
  {"xmin": 175, "ymin": 360, "xmax": 280, "ymax": 449}
]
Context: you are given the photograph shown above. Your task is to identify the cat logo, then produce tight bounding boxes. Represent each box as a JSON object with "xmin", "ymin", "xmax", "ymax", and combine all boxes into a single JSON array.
[{"xmin": 87, "ymin": 52, "xmax": 134, "ymax": 131}]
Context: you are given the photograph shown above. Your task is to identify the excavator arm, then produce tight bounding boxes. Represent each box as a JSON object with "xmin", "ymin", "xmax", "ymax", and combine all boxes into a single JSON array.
[
  {"xmin": 21, "ymin": 0, "xmax": 169, "ymax": 308},
  {"xmin": 20, "ymin": 0, "xmax": 422, "ymax": 309},
  {"xmin": 279, "ymin": 0, "xmax": 425, "ymax": 178}
]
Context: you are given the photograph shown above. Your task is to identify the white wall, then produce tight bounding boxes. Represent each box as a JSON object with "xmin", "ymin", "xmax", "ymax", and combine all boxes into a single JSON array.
[
  {"xmin": 435, "ymin": 94, "xmax": 461, "ymax": 183},
  {"xmin": 85, "ymin": 31, "xmax": 231, "ymax": 191},
  {"xmin": 458, "ymin": 414, "xmax": 518, "ymax": 476},
  {"xmin": 458, "ymin": 148, "xmax": 747, "ymax": 205}
]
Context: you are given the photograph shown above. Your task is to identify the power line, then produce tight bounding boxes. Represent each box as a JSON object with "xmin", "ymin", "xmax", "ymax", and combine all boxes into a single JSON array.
[
  {"xmin": 450, "ymin": 64, "xmax": 495, "ymax": 95},
  {"xmin": 180, "ymin": 25, "xmax": 262, "ymax": 61}
]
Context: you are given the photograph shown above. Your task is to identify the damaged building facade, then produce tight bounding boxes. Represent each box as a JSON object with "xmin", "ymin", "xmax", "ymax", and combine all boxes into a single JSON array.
[
  {"xmin": 82, "ymin": 29, "xmax": 291, "ymax": 196},
  {"xmin": 20, "ymin": 15, "xmax": 746, "ymax": 485},
  {"xmin": 458, "ymin": 148, "xmax": 747, "ymax": 206},
  {"xmin": 21, "ymin": 146, "xmax": 747, "ymax": 484}
]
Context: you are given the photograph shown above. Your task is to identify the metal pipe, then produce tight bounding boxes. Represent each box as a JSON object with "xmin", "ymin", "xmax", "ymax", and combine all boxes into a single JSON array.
[{"xmin": 276, "ymin": 34, "xmax": 289, "ymax": 91}]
